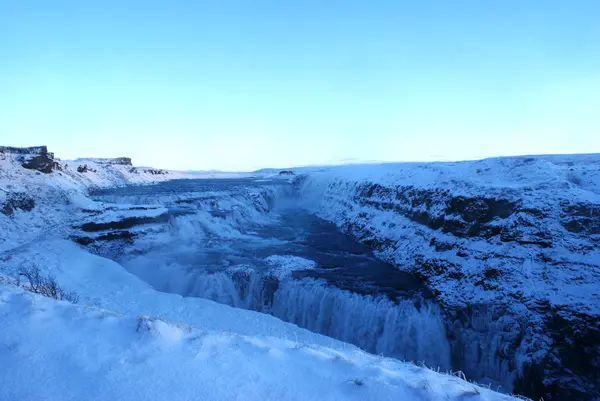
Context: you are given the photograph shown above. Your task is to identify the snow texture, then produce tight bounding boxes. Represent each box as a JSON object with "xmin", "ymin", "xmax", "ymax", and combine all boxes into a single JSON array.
[{"xmin": 0, "ymin": 281, "xmax": 517, "ymax": 401}]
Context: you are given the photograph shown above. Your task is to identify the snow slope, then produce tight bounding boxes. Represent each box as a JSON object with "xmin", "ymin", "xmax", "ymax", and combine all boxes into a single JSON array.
[
  {"xmin": 0, "ymin": 281, "xmax": 517, "ymax": 401},
  {"xmin": 0, "ymin": 148, "xmax": 189, "ymax": 245}
]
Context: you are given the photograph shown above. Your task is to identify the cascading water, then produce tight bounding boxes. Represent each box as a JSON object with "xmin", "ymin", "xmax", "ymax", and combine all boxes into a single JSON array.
[
  {"xmin": 93, "ymin": 178, "xmax": 452, "ymax": 378},
  {"xmin": 127, "ymin": 256, "xmax": 452, "ymax": 370},
  {"xmin": 269, "ymin": 278, "xmax": 451, "ymax": 369}
]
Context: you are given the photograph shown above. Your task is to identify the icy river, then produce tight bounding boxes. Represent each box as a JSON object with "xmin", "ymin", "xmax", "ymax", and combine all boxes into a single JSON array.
[{"xmin": 91, "ymin": 178, "xmax": 452, "ymax": 370}]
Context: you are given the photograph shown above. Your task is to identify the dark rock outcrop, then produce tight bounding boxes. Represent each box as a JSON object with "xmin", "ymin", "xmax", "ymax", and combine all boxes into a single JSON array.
[
  {"xmin": 77, "ymin": 164, "xmax": 97, "ymax": 173},
  {"xmin": 73, "ymin": 231, "xmax": 136, "ymax": 245},
  {"xmin": 1, "ymin": 193, "xmax": 35, "ymax": 216},
  {"xmin": 110, "ymin": 157, "xmax": 132, "ymax": 166},
  {"xmin": 515, "ymin": 310, "xmax": 600, "ymax": 400},
  {"xmin": 77, "ymin": 157, "xmax": 133, "ymax": 166},
  {"xmin": 561, "ymin": 202, "xmax": 600, "ymax": 235},
  {"xmin": 0, "ymin": 146, "xmax": 47, "ymax": 155},
  {"xmin": 77, "ymin": 208, "xmax": 195, "ymax": 233},
  {"xmin": 356, "ymin": 183, "xmax": 531, "ymax": 243},
  {"xmin": 79, "ymin": 214, "xmax": 171, "ymax": 232},
  {"xmin": 144, "ymin": 169, "xmax": 168, "ymax": 175},
  {"xmin": 0, "ymin": 146, "xmax": 58, "ymax": 173}
]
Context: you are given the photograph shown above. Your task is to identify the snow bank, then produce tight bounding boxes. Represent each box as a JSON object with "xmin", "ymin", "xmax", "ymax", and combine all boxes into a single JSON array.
[
  {"xmin": 0, "ymin": 282, "xmax": 519, "ymax": 401},
  {"xmin": 0, "ymin": 238, "xmax": 340, "ymax": 344}
]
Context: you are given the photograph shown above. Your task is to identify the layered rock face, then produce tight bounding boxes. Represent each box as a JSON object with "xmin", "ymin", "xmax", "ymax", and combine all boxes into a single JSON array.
[
  {"xmin": 0, "ymin": 146, "xmax": 49, "ymax": 155},
  {"xmin": 0, "ymin": 192, "xmax": 36, "ymax": 216},
  {"xmin": 299, "ymin": 155, "xmax": 600, "ymax": 400},
  {"xmin": 78, "ymin": 157, "xmax": 133, "ymax": 166},
  {"xmin": 0, "ymin": 146, "xmax": 58, "ymax": 173}
]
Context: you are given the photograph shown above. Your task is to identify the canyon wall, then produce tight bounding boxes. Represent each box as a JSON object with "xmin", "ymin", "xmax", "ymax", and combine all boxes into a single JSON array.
[{"xmin": 298, "ymin": 155, "xmax": 600, "ymax": 400}]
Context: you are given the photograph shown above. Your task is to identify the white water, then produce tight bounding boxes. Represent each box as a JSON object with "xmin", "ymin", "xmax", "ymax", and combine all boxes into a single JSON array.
[
  {"xmin": 271, "ymin": 278, "xmax": 451, "ymax": 369},
  {"xmin": 129, "ymin": 260, "xmax": 452, "ymax": 370}
]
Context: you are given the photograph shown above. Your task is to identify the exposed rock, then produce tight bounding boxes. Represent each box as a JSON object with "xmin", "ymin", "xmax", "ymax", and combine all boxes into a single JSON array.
[
  {"xmin": 279, "ymin": 170, "xmax": 295, "ymax": 176},
  {"xmin": 144, "ymin": 169, "xmax": 168, "ymax": 175},
  {"xmin": 73, "ymin": 236, "xmax": 95, "ymax": 246},
  {"xmin": 0, "ymin": 146, "xmax": 48, "ymax": 155},
  {"xmin": 518, "ymin": 309, "xmax": 600, "ymax": 400},
  {"xmin": 0, "ymin": 146, "xmax": 58, "ymax": 173},
  {"xmin": 79, "ymin": 214, "xmax": 171, "ymax": 232},
  {"xmin": 73, "ymin": 231, "xmax": 136, "ymax": 245},
  {"xmin": 78, "ymin": 208, "xmax": 194, "ymax": 232},
  {"xmin": 1, "ymin": 193, "xmax": 35, "ymax": 216},
  {"xmin": 353, "ymin": 183, "xmax": 565, "ymax": 246},
  {"xmin": 110, "ymin": 157, "xmax": 132, "ymax": 166},
  {"xmin": 77, "ymin": 157, "xmax": 132, "ymax": 166},
  {"xmin": 77, "ymin": 164, "xmax": 97, "ymax": 173},
  {"xmin": 561, "ymin": 202, "xmax": 600, "ymax": 235}
]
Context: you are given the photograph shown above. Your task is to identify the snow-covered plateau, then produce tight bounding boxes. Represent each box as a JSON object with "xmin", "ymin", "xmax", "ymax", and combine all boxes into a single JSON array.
[{"xmin": 1, "ymin": 146, "xmax": 598, "ymax": 401}]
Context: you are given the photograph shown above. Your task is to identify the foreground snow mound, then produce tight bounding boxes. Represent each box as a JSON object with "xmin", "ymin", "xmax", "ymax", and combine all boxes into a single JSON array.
[{"xmin": 0, "ymin": 284, "xmax": 519, "ymax": 401}]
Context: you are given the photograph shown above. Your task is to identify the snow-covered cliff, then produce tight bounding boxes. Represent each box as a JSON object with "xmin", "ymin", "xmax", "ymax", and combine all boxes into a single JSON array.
[
  {"xmin": 0, "ymin": 146, "xmax": 193, "ymax": 252},
  {"xmin": 298, "ymin": 154, "xmax": 600, "ymax": 400}
]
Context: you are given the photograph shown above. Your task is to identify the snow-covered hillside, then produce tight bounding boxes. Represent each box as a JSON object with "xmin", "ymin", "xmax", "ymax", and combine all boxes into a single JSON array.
[
  {"xmin": 0, "ymin": 146, "xmax": 188, "ymax": 252},
  {"xmin": 0, "ymin": 146, "xmax": 255, "ymax": 251},
  {"xmin": 297, "ymin": 154, "xmax": 600, "ymax": 400},
  {"xmin": 0, "ymin": 146, "xmax": 520, "ymax": 401},
  {"xmin": 0, "ymin": 279, "xmax": 516, "ymax": 401}
]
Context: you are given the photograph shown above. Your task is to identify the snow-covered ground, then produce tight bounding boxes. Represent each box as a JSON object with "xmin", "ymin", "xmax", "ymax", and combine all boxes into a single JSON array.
[
  {"xmin": 0, "ymin": 238, "xmax": 514, "ymax": 401},
  {"xmin": 0, "ymin": 147, "xmax": 521, "ymax": 401},
  {"xmin": 0, "ymin": 279, "xmax": 516, "ymax": 401}
]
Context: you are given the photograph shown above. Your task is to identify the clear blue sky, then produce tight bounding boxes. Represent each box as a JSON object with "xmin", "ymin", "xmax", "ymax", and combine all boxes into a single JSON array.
[{"xmin": 1, "ymin": 1, "xmax": 599, "ymax": 171}]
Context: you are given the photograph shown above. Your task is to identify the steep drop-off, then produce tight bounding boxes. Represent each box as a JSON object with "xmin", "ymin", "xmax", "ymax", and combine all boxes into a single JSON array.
[{"xmin": 298, "ymin": 155, "xmax": 600, "ymax": 400}]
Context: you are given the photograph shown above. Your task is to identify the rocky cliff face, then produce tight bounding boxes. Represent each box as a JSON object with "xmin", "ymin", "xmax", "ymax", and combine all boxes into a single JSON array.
[
  {"xmin": 0, "ymin": 145, "xmax": 197, "ymax": 256},
  {"xmin": 0, "ymin": 192, "xmax": 36, "ymax": 216},
  {"xmin": 0, "ymin": 146, "xmax": 58, "ymax": 173},
  {"xmin": 75, "ymin": 157, "xmax": 133, "ymax": 166},
  {"xmin": 299, "ymin": 155, "xmax": 600, "ymax": 400}
]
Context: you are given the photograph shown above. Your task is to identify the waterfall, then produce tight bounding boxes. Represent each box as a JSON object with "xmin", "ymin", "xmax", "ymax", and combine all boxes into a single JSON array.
[
  {"xmin": 169, "ymin": 268, "xmax": 451, "ymax": 370},
  {"xmin": 270, "ymin": 278, "xmax": 451, "ymax": 370},
  {"xmin": 100, "ymin": 180, "xmax": 453, "ymax": 375}
]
